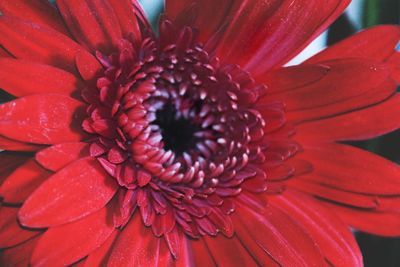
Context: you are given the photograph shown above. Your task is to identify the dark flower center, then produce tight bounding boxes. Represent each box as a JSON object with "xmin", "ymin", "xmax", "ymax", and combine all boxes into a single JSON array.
[
  {"xmin": 80, "ymin": 21, "xmax": 287, "ymax": 240},
  {"xmin": 154, "ymin": 103, "xmax": 200, "ymax": 155}
]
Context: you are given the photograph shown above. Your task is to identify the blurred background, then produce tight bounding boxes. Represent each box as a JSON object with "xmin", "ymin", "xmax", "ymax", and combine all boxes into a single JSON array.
[{"xmin": 136, "ymin": 0, "xmax": 400, "ymax": 266}]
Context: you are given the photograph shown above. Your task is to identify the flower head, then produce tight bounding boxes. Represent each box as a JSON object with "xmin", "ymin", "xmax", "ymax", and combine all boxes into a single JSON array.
[{"xmin": 0, "ymin": 0, "xmax": 399, "ymax": 266}]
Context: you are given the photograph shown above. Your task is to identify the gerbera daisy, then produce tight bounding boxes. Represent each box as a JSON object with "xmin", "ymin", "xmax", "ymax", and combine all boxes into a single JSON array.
[{"xmin": 0, "ymin": 0, "xmax": 399, "ymax": 266}]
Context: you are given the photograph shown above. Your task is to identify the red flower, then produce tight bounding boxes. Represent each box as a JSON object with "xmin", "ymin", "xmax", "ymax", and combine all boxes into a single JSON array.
[{"xmin": 0, "ymin": 0, "xmax": 399, "ymax": 266}]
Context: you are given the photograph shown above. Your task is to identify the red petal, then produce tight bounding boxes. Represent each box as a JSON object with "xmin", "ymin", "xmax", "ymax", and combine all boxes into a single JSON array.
[
  {"xmin": 233, "ymin": 195, "xmax": 326, "ymax": 266},
  {"xmin": 256, "ymin": 64, "xmax": 330, "ymax": 94},
  {"xmin": 131, "ymin": 1, "xmax": 152, "ymax": 31},
  {"xmin": 0, "ymin": 152, "xmax": 30, "ymax": 181},
  {"xmin": 19, "ymin": 157, "xmax": 118, "ymax": 227},
  {"xmin": 189, "ymin": 239, "xmax": 219, "ymax": 266},
  {"xmin": 367, "ymin": 195, "xmax": 400, "ymax": 212},
  {"xmin": 0, "ymin": 58, "xmax": 83, "ymax": 97},
  {"xmin": 242, "ymin": 175, "xmax": 269, "ymax": 192},
  {"xmin": 108, "ymin": 147, "xmax": 128, "ymax": 164},
  {"xmin": 165, "ymin": 0, "xmax": 237, "ymax": 47},
  {"xmin": 151, "ymin": 207, "xmax": 176, "ymax": 237},
  {"xmin": 71, "ymin": 260, "xmax": 86, "ymax": 267},
  {"xmin": 0, "ymin": 135, "xmax": 43, "ymax": 152},
  {"xmin": 35, "ymin": 142, "xmax": 90, "ymax": 172},
  {"xmin": 84, "ymin": 231, "xmax": 118, "ymax": 267},
  {"xmin": 290, "ymin": 178, "xmax": 379, "ymax": 209},
  {"xmin": 0, "ymin": 94, "xmax": 86, "ymax": 144},
  {"xmin": 296, "ymin": 94, "xmax": 400, "ymax": 142},
  {"xmin": 243, "ymin": 0, "xmax": 350, "ymax": 73},
  {"xmin": 232, "ymin": 223, "xmax": 281, "ymax": 266},
  {"xmin": 261, "ymin": 58, "xmax": 396, "ymax": 123},
  {"xmin": 164, "ymin": 227, "xmax": 182, "ymax": 259},
  {"xmin": 203, "ymin": 234, "xmax": 259, "ymax": 266},
  {"xmin": 0, "ymin": 206, "xmax": 40, "ymax": 248},
  {"xmin": 139, "ymin": 198, "xmax": 156, "ymax": 227},
  {"xmin": 270, "ymin": 191, "xmax": 363, "ymax": 267},
  {"xmin": 266, "ymin": 163, "xmax": 294, "ymax": 181},
  {"xmin": 172, "ymin": 233, "xmax": 194, "ymax": 267},
  {"xmin": 107, "ymin": 214, "xmax": 164, "ymax": 267},
  {"xmin": 388, "ymin": 52, "xmax": 400, "ymax": 82},
  {"xmin": 296, "ymin": 143, "xmax": 400, "ymax": 195},
  {"xmin": 32, "ymin": 206, "xmax": 115, "ymax": 266},
  {"xmin": 0, "ymin": 234, "xmax": 40, "ymax": 267},
  {"xmin": 258, "ymin": 104, "xmax": 286, "ymax": 134},
  {"xmin": 157, "ymin": 237, "xmax": 175, "ymax": 266},
  {"xmin": 0, "ymin": 16, "xmax": 82, "ymax": 73},
  {"xmin": 75, "ymin": 50, "xmax": 103, "ymax": 82},
  {"xmin": 166, "ymin": 0, "xmax": 349, "ymax": 73},
  {"xmin": 0, "ymin": 46, "xmax": 11, "ymax": 57},
  {"xmin": 0, "ymin": 0, "xmax": 70, "ymax": 35},
  {"xmin": 207, "ymin": 208, "xmax": 234, "ymax": 237},
  {"xmin": 307, "ymin": 25, "xmax": 400, "ymax": 63},
  {"xmin": 288, "ymin": 79, "xmax": 397, "ymax": 123},
  {"xmin": 56, "ymin": 0, "xmax": 122, "ymax": 54},
  {"xmin": 107, "ymin": 0, "xmax": 142, "ymax": 40},
  {"xmin": 0, "ymin": 159, "xmax": 51, "ymax": 203},
  {"xmin": 322, "ymin": 202, "xmax": 400, "ymax": 236}
]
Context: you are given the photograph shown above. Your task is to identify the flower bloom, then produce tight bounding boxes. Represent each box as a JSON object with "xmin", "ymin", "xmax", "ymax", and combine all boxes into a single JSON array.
[{"xmin": 0, "ymin": 0, "xmax": 400, "ymax": 266}]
